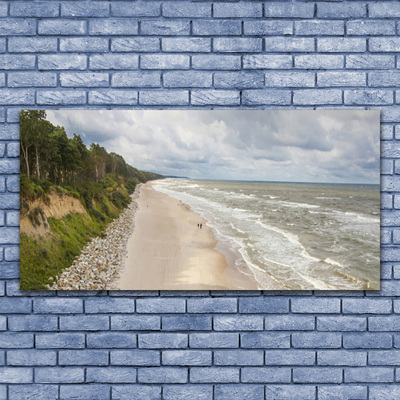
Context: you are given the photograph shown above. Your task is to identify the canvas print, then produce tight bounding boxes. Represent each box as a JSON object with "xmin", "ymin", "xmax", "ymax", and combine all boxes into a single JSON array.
[{"xmin": 20, "ymin": 110, "xmax": 380, "ymax": 291}]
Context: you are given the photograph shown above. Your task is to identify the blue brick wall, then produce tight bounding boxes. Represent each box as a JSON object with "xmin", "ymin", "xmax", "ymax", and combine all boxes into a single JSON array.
[{"xmin": 0, "ymin": 0, "xmax": 398, "ymax": 398}]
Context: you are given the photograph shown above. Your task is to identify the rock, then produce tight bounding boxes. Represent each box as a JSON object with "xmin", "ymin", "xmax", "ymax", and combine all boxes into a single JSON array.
[{"xmin": 48, "ymin": 184, "xmax": 142, "ymax": 290}]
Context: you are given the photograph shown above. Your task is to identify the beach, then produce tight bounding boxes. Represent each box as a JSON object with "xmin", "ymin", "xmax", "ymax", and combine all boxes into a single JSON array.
[{"xmin": 116, "ymin": 181, "xmax": 258, "ymax": 290}]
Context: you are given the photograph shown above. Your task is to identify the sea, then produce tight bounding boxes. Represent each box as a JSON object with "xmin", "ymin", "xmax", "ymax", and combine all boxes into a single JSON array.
[{"xmin": 153, "ymin": 179, "xmax": 380, "ymax": 290}]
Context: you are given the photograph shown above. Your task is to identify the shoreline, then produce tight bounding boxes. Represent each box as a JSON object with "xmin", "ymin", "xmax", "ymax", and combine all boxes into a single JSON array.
[{"xmin": 115, "ymin": 181, "xmax": 258, "ymax": 290}]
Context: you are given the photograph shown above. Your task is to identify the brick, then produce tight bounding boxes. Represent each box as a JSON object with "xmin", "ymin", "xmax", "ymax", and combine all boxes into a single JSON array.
[
  {"xmin": 318, "ymin": 386, "xmax": 367, "ymax": 400},
  {"xmin": 86, "ymin": 367, "xmax": 136, "ymax": 383},
  {"xmin": 60, "ymin": 38, "xmax": 108, "ymax": 53},
  {"xmin": 162, "ymin": 38, "xmax": 210, "ymax": 53},
  {"xmin": 0, "ymin": 161, "xmax": 19, "ymax": 175},
  {"xmin": 110, "ymin": 350, "xmax": 159, "ymax": 366},
  {"xmin": 242, "ymin": 367, "xmax": 291, "ymax": 383},
  {"xmin": 59, "ymin": 350, "xmax": 109, "ymax": 366},
  {"xmin": 0, "ymin": 297, "xmax": 31, "ymax": 313},
  {"xmin": 318, "ymin": 350, "xmax": 366, "ymax": 366},
  {"xmin": 370, "ymin": 71, "xmax": 400, "ymax": 87},
  {"xmin": 295, "ymin": 55, "xmax": 344, "ymax": 69},
  {"xmin": 87, "ymin": 332, "xmax": 137, "ymax": 349},
  {"xmin": 60, "ymin": 385, "xmax": 110, "ymax": 400},
  {"xmin": 35, "ymin": 367, "xmax": 84, "ymax": 383},
  {"xmin": 343, "ymin": 333, "xmax": 392, "ymax": 349},
  {"xmin": 318, "ymin": 71, "xmax": 365, "ymax": 87},
  {"xmin": 89, "ymin": 19, "xmax": 138, "ymax": 35},
  {"xmin": 239, "ymin": 297, "xmax": 289, "ymax": 313},
  {"xmin": 295, "ymin": 20, "xmax": 344, "ymax": 36},
  {"xmin": 162, "ymin": 315, "xmax": 211, "ymax": 331},
  {"xmin": 34, "ymin": 298, "xmax": 82, "ymax": 313},
  {"xmin": 265, "ymin": 315, "xmax": 314, "ymax": 331},
  {"xmin": 191, "ymin": 90, "xmax": 239, "ymax": 106},
  {"xmin": 112, "ymin": 385, "xmax": 161, "ymax": 400},
  {"xmin": 190, "ymin": 367, "xmax": 239, "ymax": 383},
  {"xmin": 141, "ymin": 55, "xmax": 189, "ymax": 70},
  {"xmin": 214, "ymin": 315, "xmax": 263, "ymax": 331},
  {"xmin": 139, "ymin": 90, "xmax": 188, "ymax": 106},
  {"xmin": 0, "ymin": 368, "xmax": 32, "ymax": 383},
  {"xmin": 85, "ymin": 298, "xmax": 135, "ymax": 313},
  {"xmin": 264, "ymin": 37, "xmax": 314, "ymax": 52},
  {"xmin": 213, "ymin": 3, "xmax": 262, "ymax": 18},
  {"xmin": 346, "ymin": 55, "xmax": 395, "ymax": 69},
  {"xmin": 189, "ymin": 333, "xmax": 238, "ymax": 348},
  {"xmin": 244, "ymin": 21, "xmax": 292, "ymax": 36},
  {"xmin": 382, "ymin": 194, "xmax": 393, "ymax": 210},
  {"xmin": 344, "ymin": 90, "xmax": 393, "ymax": 105},
  {"xmin": 242, "ymin": 89, "xmax": 291, "ymax": 105},
  {"xmin": 369, "ymin": 350, "xmax": 400, "ymax": 366},
  {"xmin": 317, "ymin": 316, "xmax": 366, "ymax": 331},
  {"xmin": 111, "ymin": 38, "xmax": 160, "ymax": 52},
  {"xmin": 193, "ymin": 20, "xmax": 241, "ymax": 36},
  {"xmin": 264, "ymin": 2, "xmax": 314, "ymax": 18},
  {"xmin": 9, "ymin": 385, "xmax": 58, "ymax": 399},
  {"xmin": 241, "ymin": 332, "xmax": 290, "ymax": 349},
  {"xmin": 90, "ymin": 54, "xmax": 138, "ymax": 70},
  {"xmin": 343, "ymin": 299, "xmax": 391, "ymax": 314},
  {"xmin": 60, "ymin": 73, "xmax": 108, "ymax": 88},
  {"xmin": 292, "ymin": 333, "xmax": 341, "ymax": 349},
  {"xmin": 265, "ymin": 350, "xmax": 315, "ymax": 366},
  {"xmin": 0, "ymin": 333, "xmax": 33, "ymax": 348},
  {"xmin": 187, "ymin": 298, "xmax": 237, "ymax": 313},
  {"xmin": 317, "ymin": 3, "xmax": 366, "ymax": 19},
  {"xmin": 163, "ymin": 71, "xmax": 211, "ymax": 88},
  {"xmin": 139, "ymin": 333, "xmax": 187, "ymax": 349},
  {"xmin": 214, "ymin": 350, "xmax": 263, "ymax": 366},
  {"xmin": 292, "ymin": 298, "xmax": 341, "ymax": 313},
  {"xmin": 62, "ymin": 2, "xmax": 110, "ymax": 17},
  {"xmin": 293, "ymin": 367, "xmax": 342, "ymax": 383},
  {"xmin": 37, "ymin": 90, "xmax": 86, "ymax": 105},
  {"xmin": 214, "ymin": 38, "xmax": 262, "ymax": 53},
  {"xmin": 39, "ymin": 20, "xmax": 86, "ymax": 35},
  {"xmin": 60, "ymin": 315, "xmax": 109, "ymax": 331},
  {"xmin": 36, "ymin": 333, "xmax": 84, "ymax": 349},
  {"xmin": 347, "ymin": 20, "xmax": 395, "ymax": 36},
  {"xmin": 192, "ymin": 55, "xmax": 241, "ymax": 70},
  {"xmin": 9, "ymin": 37, "xmax": 57, "ymax": 53},
  {"xmin": 163, "ymin": 2, "xmax": 210, "ymax": 18},
  {"xmin": 162, "ymin": 350, "xmax": 211, "ymax": 366},
  {"xmin": 163, "ymin": 385, "xmax": 212, "ymax": 400},
  {"xmin": 6, "ymin": 142, "xmax": 19, "ymax": 158},
  {"xmin": 0, "ymin": 19, "xmax": 36, "ymax": 36},
  {"xmin": 7, "ymin": 349, "xmax": 56, "ymax": 366},
  {"xmin": 141, "ymin": 21, "xmax": 189, "ymax": 36},
  {"xmin": 138, "ymin": 367, "xmax": 187, "ymax": 383},
  {"xmin": 370, "ymin": 386, "xmax": 400, "ymax": 400},
  {"xmin": 370, "ymin": 38, "xmax": 400, "ymax": 53},
  {"xmin": 370, "ymin": 3, "xmax": 400, "ymax": 18},
  {"xmin": 38, "ymin": 55, "xmax": 87, "ymax": 70},
  {"xmin": 0, "ymin": 55, "xmax": 35, "ymax": 70},
  {"xmin": 11, "ymin": 2, "xmax": 59, "ymax": 17},
  {"xmin": 111, "ymin": 315, "xmax": 160, "ymax": 330},
  {"xmin": 369, "ymin": 316, "xmax": 400, "ymax": 331},
  {"xmin": 265, "ymin": 386, "xmax": 315, "ymax": 400},
  {"xmin": 345, "ymin": 367, "xmax": 393, "ymax": 383},
  {"xmin": 8, "ymin": 315, "xmax": 57, "ymax": 331},
  {"xmin": 214, "ymin": 385, "xmax": 264, "ymax": 400},
  {"xmin": 265, "ymin": 72, "xmax": 314, "ymax": 88},
  {"xmin": 318, "ymin": 38, "xmax": 366, "ymax": 53}
]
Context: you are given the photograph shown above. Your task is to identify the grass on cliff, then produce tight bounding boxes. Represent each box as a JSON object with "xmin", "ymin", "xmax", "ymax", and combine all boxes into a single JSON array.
[{"xmin": 20, "ymin": 174, "xmax": 137, "ymax": 290}]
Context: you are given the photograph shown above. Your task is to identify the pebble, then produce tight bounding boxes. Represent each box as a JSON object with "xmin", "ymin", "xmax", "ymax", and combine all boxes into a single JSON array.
[{"xmin": 47, "ymin": 184, "xmax": 141, "ymax": 290}]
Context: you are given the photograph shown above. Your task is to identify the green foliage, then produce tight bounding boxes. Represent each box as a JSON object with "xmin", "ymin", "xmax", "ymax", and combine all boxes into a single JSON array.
[{"xmin": 20, "ymin": 110, "xmax": 164, "ymax": 290}]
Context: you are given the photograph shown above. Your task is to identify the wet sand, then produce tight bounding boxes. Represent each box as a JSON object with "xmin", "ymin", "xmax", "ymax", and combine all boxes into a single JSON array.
[{"xmin": 115, "ymin": 181, "xmax": 258, "ymax": 290}]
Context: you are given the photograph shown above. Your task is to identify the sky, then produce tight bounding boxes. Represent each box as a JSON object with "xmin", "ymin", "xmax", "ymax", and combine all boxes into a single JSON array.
[{"xmin": 45, "ymin": 109, "xmax": 380, "ymax": 184}]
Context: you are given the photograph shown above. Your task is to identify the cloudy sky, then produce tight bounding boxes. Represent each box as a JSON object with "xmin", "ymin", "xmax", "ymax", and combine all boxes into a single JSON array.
[{"xmin": 46, "ymin": 109, "xmax": 380, "ymax": 184}]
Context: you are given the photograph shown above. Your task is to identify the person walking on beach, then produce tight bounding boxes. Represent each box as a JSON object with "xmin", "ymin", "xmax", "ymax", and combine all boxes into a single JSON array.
[{"xmin": 200, "ymin": 223, "xmax": 202, "ymax": 229}]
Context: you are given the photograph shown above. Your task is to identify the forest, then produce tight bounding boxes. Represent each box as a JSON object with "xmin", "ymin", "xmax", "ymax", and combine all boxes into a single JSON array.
[{"xmin": 20, "ymin": 110, "xmax": 162, "ymax": 290}]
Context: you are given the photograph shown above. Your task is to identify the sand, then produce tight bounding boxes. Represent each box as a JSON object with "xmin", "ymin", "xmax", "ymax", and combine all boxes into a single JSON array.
[{"xmin": 115, "ymin": 181, "xmax": 258, "ymax": 290}]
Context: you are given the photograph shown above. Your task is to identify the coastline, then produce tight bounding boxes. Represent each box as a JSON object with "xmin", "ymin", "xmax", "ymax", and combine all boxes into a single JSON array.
[{"xmin": 115, "ymin": 181, "xmax": 258, "ymax": 290}]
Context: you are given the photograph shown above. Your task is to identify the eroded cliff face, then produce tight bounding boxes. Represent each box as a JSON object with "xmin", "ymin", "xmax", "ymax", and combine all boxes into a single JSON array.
[{"xmin": 21, "ymin": 193, "xmax": 87, "ymax": 236}]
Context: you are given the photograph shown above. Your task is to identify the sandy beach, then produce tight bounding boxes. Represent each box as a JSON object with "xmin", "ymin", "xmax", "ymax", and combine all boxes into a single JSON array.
[{"xmin": 115, "ymin": 181, "xmax": 258, "ymax": 290}]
